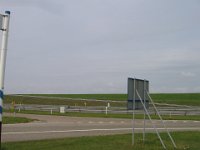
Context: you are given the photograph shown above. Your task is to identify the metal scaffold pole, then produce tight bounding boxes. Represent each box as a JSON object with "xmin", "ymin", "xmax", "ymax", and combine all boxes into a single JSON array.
[
  {"xmin": 146, "ymin": 91, "xmax": 177, "ymax": 148},
  {"xmin": 132, "ymin": 78, "xmax": 136, "ymax": 145},
  {"xmin": 143, "ymin": 80, "xmax": 146, "ymax": 143},
  {"xmin": 136, "ymin": 90, "xmax": 167, "ymax": 149}
]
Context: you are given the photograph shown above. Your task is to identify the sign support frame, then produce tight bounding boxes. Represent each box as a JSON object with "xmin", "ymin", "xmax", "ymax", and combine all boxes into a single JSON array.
[{"xmin": 127, "ymin": 77, "xmax": 177, "ymax": 149}]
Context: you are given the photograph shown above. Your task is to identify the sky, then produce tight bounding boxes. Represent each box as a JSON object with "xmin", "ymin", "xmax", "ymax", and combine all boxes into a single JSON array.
[{"xmin": 0, "ymin": 0, "xmax": 200, "ymax": 94}]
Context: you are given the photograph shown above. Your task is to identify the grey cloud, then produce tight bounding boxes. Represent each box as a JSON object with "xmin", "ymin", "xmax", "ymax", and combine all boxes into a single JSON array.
[{"xmin": 181, "ymin": 72, "xmax": 196, "ymax": 77}]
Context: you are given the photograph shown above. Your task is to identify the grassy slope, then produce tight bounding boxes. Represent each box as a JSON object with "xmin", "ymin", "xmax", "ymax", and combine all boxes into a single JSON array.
[
  {"xmin": 29, "ymin": 94, "xmax": 127, "ymax": 100},
  {"xmin": 4, "ymin": 93, "xmax": 200, "ymax": 106},
  {"xmin": 2, "ymin": 132, "xmax": 200, "ymax": 150},
  {"xmin": 5, "ymin": 94, "xmax": 127, "ymax": 106},
  {"xmin": 151, "ymin": 93, "xmax": 200, "ymax": 106}
]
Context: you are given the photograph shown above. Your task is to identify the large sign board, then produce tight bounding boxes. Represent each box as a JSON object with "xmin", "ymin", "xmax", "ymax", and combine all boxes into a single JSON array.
[
  {"xmin": 127, "ymin": 78, "xmax": 149, "ymax": 110},
  {"xmin": 0, "ymin": 15, "xmax": 3, "ymax": 30}
]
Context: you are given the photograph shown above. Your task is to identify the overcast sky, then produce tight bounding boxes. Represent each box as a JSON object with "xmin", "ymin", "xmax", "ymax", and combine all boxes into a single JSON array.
[{"xmin": 0, "ymin": 0, "xmax": 200, "ymax": 94}]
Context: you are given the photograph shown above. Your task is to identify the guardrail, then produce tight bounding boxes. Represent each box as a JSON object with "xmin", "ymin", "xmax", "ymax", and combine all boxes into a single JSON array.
[{"xmin": 3, "ymin": 104, "xmax": 200, "ymax": 116}]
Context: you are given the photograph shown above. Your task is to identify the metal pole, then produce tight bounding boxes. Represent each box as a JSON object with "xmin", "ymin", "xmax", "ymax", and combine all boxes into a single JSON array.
[
  {"xmin": 0, "ymin": 11, "xmax": 11, "ymax": 148},
  {"xmin": 132, "ymin": 78, "xmax": 136, "ymax": 145},
  {"xmin": 136, "ymin": 90, "xmax": 167, "ymax": 149},
  {"xmin": 146, "ymin": 91, "xmax": 177, "ymax": 148},
  {"xmin": 143, "ymin": 80, "xmax": 146, "ymax": 143}
]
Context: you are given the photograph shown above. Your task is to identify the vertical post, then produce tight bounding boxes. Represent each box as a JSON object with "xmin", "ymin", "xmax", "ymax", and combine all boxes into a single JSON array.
[
  {"xmin": 105, "ymin": 106, "xmax": 108, "ymax": 115},
  {"xmin": 143, "ymin": 80, "xmax": 146, "ymax": 143},
  {"xmin": 0, "ymin": 11, "xmax": 11, "ymax": 148},
  {"xmin": 132, "ymin": 78, "xmax": 136, "ymax": 145}
]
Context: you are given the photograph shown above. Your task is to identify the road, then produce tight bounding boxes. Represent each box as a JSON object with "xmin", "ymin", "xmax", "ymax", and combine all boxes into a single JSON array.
[{"xmin": 2, "ymin": 113, "xmax": 200, "ymax": 142}]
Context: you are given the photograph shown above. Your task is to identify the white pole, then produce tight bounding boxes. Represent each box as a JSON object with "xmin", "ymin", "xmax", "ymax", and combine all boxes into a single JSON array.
[
  {"xmin": 0, "ymin": 11, "xmax": 11, "ymax": 148},
  {"xmin": 0, "ymin": 12, "xmax": 10, "ymax": 90},
  {"xmin": 105, "ymin": 106, "xmax": 108, "ymax": 115}
]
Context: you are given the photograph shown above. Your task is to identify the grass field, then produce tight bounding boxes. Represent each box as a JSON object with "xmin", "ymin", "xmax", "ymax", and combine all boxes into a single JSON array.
[
  {"xmin": 150, "ymin": 93, "xmax": 200, "ymax": 106},
  {"xmin": 2, "ymin": 116, "xmax": 35, "ymax": 124},
  {"xmin": 4, "ymin": 94, "xmax": 118, "ymax": 106},
  {"xmin": 2, "ymin": 131, "xmax": 200, "ymax": 150},
  {"xmin": 4, "ymin": 93, "xmax": 200, "ymax": 106}
]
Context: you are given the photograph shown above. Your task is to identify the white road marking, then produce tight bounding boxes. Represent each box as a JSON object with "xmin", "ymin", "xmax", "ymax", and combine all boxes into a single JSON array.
[
  {"xmin": 194, "ymin": 121, "xmax": 199, "ymax": 123},
  {"xmin": 3, "ymin": 127, "xmax": 200, "ymax": 135},
  {"xmin": 2, "ymin": 128, "xmax": 132, "ymax": 135}
]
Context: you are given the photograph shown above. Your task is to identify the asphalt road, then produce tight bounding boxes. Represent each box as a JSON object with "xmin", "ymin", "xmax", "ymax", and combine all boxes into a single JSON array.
[{"xmin": 2, "ymin": 113, "xmax": 200, "ymax": 142}]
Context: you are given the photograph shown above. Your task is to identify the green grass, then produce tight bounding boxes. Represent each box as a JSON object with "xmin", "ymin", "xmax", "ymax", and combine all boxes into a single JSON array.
[
  {"xmin": 2, "ymin": 116, "xmax": 36, "ymax": 124},
  {"xmin": 4, "ymin": 93, "xmax": 200, "ymax": 106},
  {"xmin": 60, "ymin": 112, "xmax": 200, "ymax": 121},
  {"xmin": 2, "ymin": 131, "xmax": 200, "ymax": 150},
  {"xmin": 151, "ymin": 93, "xmax": 200, "ymax": 106},
  {"xmin": 6, "ymin": 109, "xmax": 200, "ymax": 121},
  {"xmin": 4, "ymin": 94, "xmax": 121, "ymax": 107},
  {"xmin": 28, "ymin": 94, "xmax": 127, "ymax": 101}
]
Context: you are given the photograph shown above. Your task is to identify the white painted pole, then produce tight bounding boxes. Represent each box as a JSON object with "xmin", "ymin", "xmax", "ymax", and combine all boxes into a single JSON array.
[
  {"xmin": 0, "ymin": 11, "xmax": 11, "ymax": 148},
  {"xmin": 0, "ymin": 12, "xmax": 10, "ymax": 90},
  {"xmin": 105, "ymin": 106, "xmax": 108, "ymax": 115}
]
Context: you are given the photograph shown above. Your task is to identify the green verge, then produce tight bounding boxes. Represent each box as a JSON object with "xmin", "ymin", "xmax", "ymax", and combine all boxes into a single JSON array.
[
  {"xmin": 2, "ymin": 131, "xmax": 200, "ymax": 150},
  {"xmin": 59, "ymin": 112, "xmax": 200, "ymax": 121},
  {"xmin": 6, "ymin": 110, "xmax": 200, "ymax": 121},
  {"xmin": 4, "ymin": 93, "xmax": 200, "ymax": 106},
  {"xmin": 2, "ymin": 116, "xmax": 36, "ymax": 124}
]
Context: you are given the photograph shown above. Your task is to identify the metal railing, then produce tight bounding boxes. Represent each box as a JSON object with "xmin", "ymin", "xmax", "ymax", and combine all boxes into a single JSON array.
[{"xmin": 4, "ymin": 103, "xmax": 200, "ymax": 116}]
